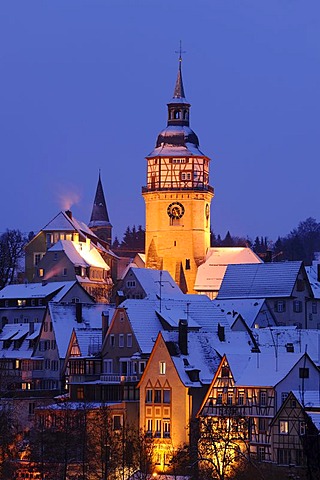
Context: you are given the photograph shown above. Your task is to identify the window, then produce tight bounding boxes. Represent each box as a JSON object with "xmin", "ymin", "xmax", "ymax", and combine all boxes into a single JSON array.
[
  {"xmin": 146, "ymin": 419, "xmax": 152, "ymax": 436},
  {"xmin": 139, "ymin": 361, "xmax": 146, "ymax": 374},
  {"xmin": 238, "ymin": 391, "xmax": 245, "ymax": 405},
  {"xmin": 18, "ymin": 299, "xmax": 26, "ymax": 307},
  {"xmin": 113, "ymin": 415, "xmax": 122, "ymax": 430},
  {"xmin": 163, "ymin": 420, "xmax": 171, "ymax": 438},
  {"xmin": 299, "ymin": 367, "xmax": 309, "ymax": 378},
  {"xmin": 154, "ymin": 390, "xmax": 161, "ymax": 403},
  {"xmin": 110, "ymin": 334, "xmax": 115, "ymax": 347},
  {"xmin": 163, "ymin": 389, "xmax": 171, "ymax": 404},
  {"xmin": 127, "ymin": 334, "xmax": 132, "ymax": 348},
  {"xmin": 63, "ymin": 268, "xmax": 67, "ymax": 276},
  {"xmin": 275, "ymin": 301, "xmax": 286, "ymax": 313},
  {"xmin": 221, "ymin": 366, "xmax": 229, "ymax": 377},
  {"xmin": 258, "ymin": 446, "xmax": 265, "ymax": 462},
  {"xmin": 312, "ymin": 302, "xmax": 317, "ymax": 314},
  {"xmin": 34, "ymin": 253, "xmax": 42, "ymax": 266},
  {"xmin": 104, "ymin": 359, "xmax": 113, "ymax": 374},
  {"xmin": 119, "ymin": 334, "xmax": 124, "ymax": 347},
  {"xmin": 281, "ymin": 392, "xmax": 289, "ymax": 404},
  {"xmin": 277, "ymin": 448, "xmax": 290, "ymax": 465},
  {"xmin": 159, "ymin": 361, "xmax": 166, "ymax": 375},
  {"xmin": 293, "ymin": 301, "xmax": 302, "ymax": 313},
  {"xmin": 227, "ymin": 392, "xmax": 233, "ymax": 405},
  {"xmin": 126, "ymin": 280, "xmax": 136, "ymax": 288},
  {"xmin": 28, "ymin": 402, "xmax": 35, "ymax": 415},
  {"xmin": 279, "ymin": 420, "xmax": 289, "ymax": 434},
  {"xmin": 77, "ymin": 387, "xmax": 84, "ymax": 400},
  {"xmin": 155, "ymin": 419, "xmax": 161, "ymax": 437},
  {"xmin": 259, "ymin": 417, "xmax": 267, "ymax": 433},
  {"xmin": 300, "ymin": 421, "xmax": 306, "ymax": 435},
  {"xmin": 38, "ymin": 268, "xmax": 44, "ymax": 278},
  {"xmin": 45, "ymin": 359, "xmax": 50, "ymax": 369},
  {"xmin": 260, "ymin": 391, "xmax": 267, "ymax": 406},
  {"xmin": 216, "ymin": 393, "xmax": 223, "ymax": 405},
  {"xmin": 185, "ymin": 259, "xmax": 190, "ymax": 270},
  {"xmin": 146, "ymin": 389, "xmax": 153, "ymax": 403}
]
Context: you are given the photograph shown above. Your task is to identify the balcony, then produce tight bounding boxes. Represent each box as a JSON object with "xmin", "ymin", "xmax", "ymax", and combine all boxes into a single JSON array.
[
  {"xmin": 142, "ymin": 185, "xmax": 214, "ymax": 194},
  {"xmin": 100, "ymin": 374, "xmax": 138, "ymax": 383}
]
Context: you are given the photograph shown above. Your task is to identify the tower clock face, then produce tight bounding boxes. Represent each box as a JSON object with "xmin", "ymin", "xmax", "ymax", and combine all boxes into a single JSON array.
[{"xmin": 167, "ymin": 202, "xmax": 185, "ymax": 219}]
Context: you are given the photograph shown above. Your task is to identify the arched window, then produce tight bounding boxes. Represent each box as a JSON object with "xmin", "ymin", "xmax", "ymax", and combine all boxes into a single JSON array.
[{"xmin": 174, "ymin": 110, "xmax": 180, "ymax": 119}]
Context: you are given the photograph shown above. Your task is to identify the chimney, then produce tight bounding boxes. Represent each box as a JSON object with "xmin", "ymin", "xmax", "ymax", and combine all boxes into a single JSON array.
[
  {"xmin": 76, "ymin": 303, "xmax": 83, "ymax": 323},
  {"xmin": 218, "ymin": 323, "xmax": 225, "ymax": 342},
  {"xmin": 65, "ymin": 210, "xmax": 72, "ymax": 220},
  {"xmin": 102, "ymin": 311, "xmax": 109, "ymax": 339},
  {"xmin": 178, "ymin": 319, "xmax": 188, "ymax": 355}
]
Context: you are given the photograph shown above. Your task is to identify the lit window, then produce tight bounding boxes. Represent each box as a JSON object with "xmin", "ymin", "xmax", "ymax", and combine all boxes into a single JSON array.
[
  {"xmin": 159, "ymin": 361, "xmax": 166, "ymax": 375},
  {"xmin": 38, "ymin": 268, "xmax": 44, "ymax": 278},
  {"xmin": 155, "ymin": 419, "xmax": 161, "ymax": 437},
  {"xmin": 163, "ymin": 421, "xmax": 171, "ymax": 438},
  {"xmin": 18, "ymin": 299, "xmax": 26, "ymax": 307},
  {"xmin": 146, "ymin": 419, "xmax": 152, "ymax": 436},
  {"xmin": 279, "ymin": 420, "xmax": 289, "ymax": 434}
]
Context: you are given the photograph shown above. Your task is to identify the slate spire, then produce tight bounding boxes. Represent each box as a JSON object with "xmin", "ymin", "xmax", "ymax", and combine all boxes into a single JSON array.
[
  {"xmin": 167, "ymin": 55, "xmax": 190, "ymax": 127},
  {"xmin": 88, "ymin": 172, "xmax": 112, "ymax": 245},
  {"xmin": 173, "ymin": 54, "xmax": 186, "ymax": 99}
]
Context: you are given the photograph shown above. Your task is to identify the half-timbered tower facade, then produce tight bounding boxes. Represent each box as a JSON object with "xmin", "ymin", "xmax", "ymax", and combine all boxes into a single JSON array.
[{"xmin": 142, "ymin": 56, "xmax": 214, "ymax": 293}]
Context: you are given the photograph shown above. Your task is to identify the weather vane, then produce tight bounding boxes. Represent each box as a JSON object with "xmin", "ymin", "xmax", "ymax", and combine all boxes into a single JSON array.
[{"xmin": 175, "ymin": 40, "xmax": 186, "ymax": 62}]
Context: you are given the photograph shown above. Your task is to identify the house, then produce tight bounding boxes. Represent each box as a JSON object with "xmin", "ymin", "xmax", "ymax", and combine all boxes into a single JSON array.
[
  {"xmin": 33, "ymin": 239, "xmax": 112, "ymax": 302},
  {"xmin": 217, "ymin": 261, "xmax": 316, "ymax": 328},
  {"xmin": 0, "ymin": 280, "xmax": 94, "ymax": 328},
  {"xmin": 118, "ymin": 267, "xmax": 185, "ymax": 301},
  {"xmin": 25, "ymin": 210, "xmax": 117, "ymax": 284},
  {"xmin": 194, "ymin": 247, "xmax": 262, "ymax": 299},
  {"xmin": 270, "ymin": 391, "xmax": 320, "ymax": 469},
  {"xmin": 198, "ymin": 351, "xmax": 320, "ymax": 464}
]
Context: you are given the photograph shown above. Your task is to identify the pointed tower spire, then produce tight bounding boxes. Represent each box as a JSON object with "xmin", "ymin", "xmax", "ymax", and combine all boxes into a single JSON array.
[
  {"xmin": 88, "ymin": 172, "xmax": 112, "ymax": 246},
  {"xmin": 173, "ymin": 54, "xmax": 186, "ymax": 99},
  {"xmin": 167, "ymin": 45, "xmax": 190, "ymax": 127}
]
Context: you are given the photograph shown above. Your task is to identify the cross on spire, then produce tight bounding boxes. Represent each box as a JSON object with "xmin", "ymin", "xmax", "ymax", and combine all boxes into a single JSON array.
[{"xmin": 175, "ymin": 40, "xmax": 186, "ymax": 62}]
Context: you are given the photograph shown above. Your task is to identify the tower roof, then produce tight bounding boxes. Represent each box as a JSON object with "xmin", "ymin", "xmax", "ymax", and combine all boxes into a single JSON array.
[
  {"xmin": 88, "ymin": 173, "xmax": 112, "ymax": 228},
  {"xmin": 172, "ymin": 55, "xmax": 186, "ymax": 100}
]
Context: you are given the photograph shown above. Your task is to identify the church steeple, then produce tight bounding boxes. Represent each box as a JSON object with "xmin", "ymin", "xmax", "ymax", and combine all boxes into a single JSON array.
[
  {"xmin": 167, "ymin": 56, "xmax": 190, "ymax": 127},
  {"xmin": 88, "ymin": 172, "xmax": 112, "ymax": 246}
]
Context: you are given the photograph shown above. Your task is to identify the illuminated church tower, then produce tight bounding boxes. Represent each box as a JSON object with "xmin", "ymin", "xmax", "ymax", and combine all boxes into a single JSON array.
[{"xmin": 142, "ymin": 56, "xmax": 214, "ymax": 293}]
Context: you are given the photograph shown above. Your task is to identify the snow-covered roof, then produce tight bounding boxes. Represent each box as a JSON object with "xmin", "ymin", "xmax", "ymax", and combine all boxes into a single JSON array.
[
  {"xmin": 73, "ymin": 329, "xmax": 102, "ymax": 357},
  {"xmin": 147, "ymin": 126, "xmax": 206, "ymax": 157},
  {"xmin": 49, "ymin": 303, "xmax": 114, "ymax": 359},
  {"xmin": 218, "ymin": 261, "xmax": 303, "ymax": 299},
  {"xmin": 42, "ymin": 211, "xmax": 96, "ymax": 239},
  {"xmin": 251, "ymin": 327, "xmax": 320, "ymax": 365},
  {"xmin": 121, "ymin": 295, "xmax": 231, "ymax": 354},
  {"xmin": 195, "ymin": 247, "xmax": 262, "ymax": 292},
  {"xmin": 0, "ymin": 281, "xmax": 75, "ymax": 300},
  {"xmin": 227, "ymin": 352, "xmax": 307, "ymax": 387},
  {"xmin": 306, "ymin": 412, "xmax": 320, "ymax": 430},
  {"xmin": 49, "ymin": 240, "xmax": 109, "ymax": 270},
  {"xmin": 125, "ymin": 268, "xmax": 184, "ymax": 299},
  {"xmin": 0, "ymin": 323, "xmax": 41, "ymax": 358},
  {"xmin": 305, "ymin": 262, "xmax": 320, "ymax": 299},
  {"xmin": 214, "ymin": 299, "xmax": 270, "ymax": 329},
  {"xmin": 291, "ymin": 390, "xmax": 320, "ymax": 409}
]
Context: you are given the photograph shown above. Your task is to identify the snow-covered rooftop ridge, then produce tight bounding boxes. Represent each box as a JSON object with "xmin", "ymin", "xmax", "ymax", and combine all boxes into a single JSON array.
[
  {"xmin": 0, "ymin": 281, "xmax": 76, "ymax": 299},
  {"xmin": 49, "ymin": 303, "xmax": 115, "ymax": 359},
  {"xmin": 41, "ymin": 211, "xmax": 97, "ymax": 238},
  {"xmin": 49, "ymin": 240, "xmax": 109, "ymax": 270},
  {"xmin": 306, "ymin": 261, "xmax": 320, "ymax": 299},
  {"xmin": 195, "ymin": 247, "xmax": 262, "ymax": 292},
  {"xmin": 218, "ymin": 261, "xmax": 303, "ymax": 299},
  {"xmin": 291, "ymin": 390, "xmax": 320, "ymax": 409},
  {"xmin": 0, "ymin": 323, "xmax": 41, "ymax": 358},
  {"xmin": 214, "ymin": 298, "xmax": 270, "ymax": 329}
]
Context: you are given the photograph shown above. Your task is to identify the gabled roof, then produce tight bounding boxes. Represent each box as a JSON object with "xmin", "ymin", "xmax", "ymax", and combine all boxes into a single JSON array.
[
  {"xmin": 305, "ymin": 262, "xmax": 320, "ymax": 299},
  {"xmin": 125, "ymin": 268, "xmax": 184, "ymax": 299},
  {"xmin": 214, "ymin": 298, "xmax": 274, "ymax": 329},
  {"xmin": 48, "ymin": 303, "xmax": 114, "ymax": 359},
  {"xmin": 72, "ymin": 328, "xmax": 102, "ymax": 357},
  {"xmin": 226, "ymin": 352, "xmax": 313, "ymax": 387},
  {"xmin": 41, "ymin": 211, "xmax": 96, "ymax": 238},
  {"xmin": 49, "ymin": 240, "xmax": 109, "ymax": 270},
  {"xmin": 0, "ymin": 281, "xmax": 75, "ymax": 300},
  {"xmin": 217, "ymin": 261, "xmax": 304, "ymax": 299},
  {"xmin": 195, "ymin": 247, "xmax": 262, "ymax": 292}
]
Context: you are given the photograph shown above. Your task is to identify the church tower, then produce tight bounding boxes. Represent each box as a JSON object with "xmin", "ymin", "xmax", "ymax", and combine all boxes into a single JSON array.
[
  {"xmin": 142, "ymin": 56, "xmax": 214, "ymax": 293},
  {"xmin": 88, "ymin": 172, "xmax": 112, "ymax": 246}
]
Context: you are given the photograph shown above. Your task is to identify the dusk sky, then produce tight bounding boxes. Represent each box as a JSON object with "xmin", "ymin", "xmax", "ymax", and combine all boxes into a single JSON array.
[{"xmin": 1, "ymin": 1, "xmax": 320, "ymax": 244}]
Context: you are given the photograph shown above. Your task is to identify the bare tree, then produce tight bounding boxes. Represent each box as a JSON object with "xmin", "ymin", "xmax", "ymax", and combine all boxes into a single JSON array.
[{"xmin": 0, "ymin": 229, "xmax": 27, "ymax": 288}]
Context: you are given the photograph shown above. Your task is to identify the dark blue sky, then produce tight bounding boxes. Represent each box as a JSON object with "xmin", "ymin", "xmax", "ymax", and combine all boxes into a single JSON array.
[{"xmin": 1, "ymin": 1, "xmax": 320, "ymax": 243}]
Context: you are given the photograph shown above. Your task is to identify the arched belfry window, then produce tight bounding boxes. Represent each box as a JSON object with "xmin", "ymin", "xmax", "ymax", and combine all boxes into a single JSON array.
[
  {"xmin": 183, "ymin": 110, "xmax": 188, "ymax": 120},
  {"xmin": 174, "ymin": 110, "xmax": 180, "ymax": 119}
]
